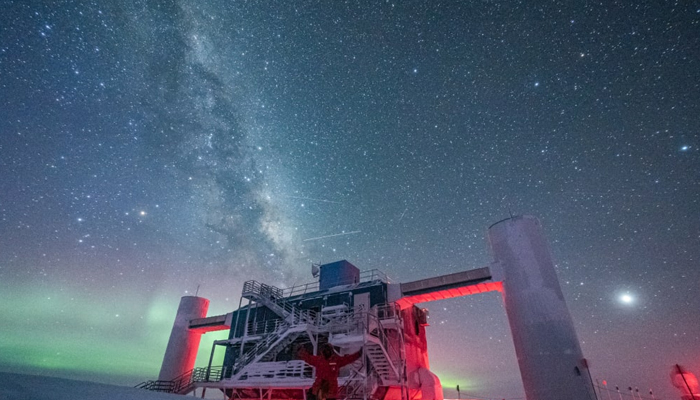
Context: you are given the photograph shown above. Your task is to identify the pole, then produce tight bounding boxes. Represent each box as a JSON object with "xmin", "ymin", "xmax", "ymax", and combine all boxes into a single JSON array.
[
  {"xmin": 583, "ymin": 359, "xmax": 598, "ymax": 400},
  {"xmin": 677, "ymin": 364, "xmax": 698, "ymax": 400},
  {"xmin": 603, "ymin": 381, "xmax": 612, "ymax": 400}
]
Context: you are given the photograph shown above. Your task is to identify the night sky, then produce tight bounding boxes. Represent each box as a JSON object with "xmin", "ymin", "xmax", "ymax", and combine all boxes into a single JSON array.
[{"xmin": 1, "ymin": 1, "xmax": 699, "ymax": 399}]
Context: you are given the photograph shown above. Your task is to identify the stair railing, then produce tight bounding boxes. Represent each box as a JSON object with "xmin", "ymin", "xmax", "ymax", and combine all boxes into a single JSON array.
[
  {"xmin": 365, "ymin": 305, "xmax": 405, "ymax": 383},
  {"xmin": 231, "ymin": 321, "xmax": 289, "ymax": 375},
  {"xmin": 242, "ymin": 280, "xmax": 317, "ymax": 324},
  {"xmin": 136, "ymin": 365, "xmax": 226, "ymax": 394}
]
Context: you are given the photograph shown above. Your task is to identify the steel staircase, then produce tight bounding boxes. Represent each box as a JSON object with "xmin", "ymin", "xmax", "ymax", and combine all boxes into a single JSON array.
[
  {"xmin": 327, "ymin": 305, "xmax": 403, "ymax": 396},
  {"xmin": 365, "ymin": 336, "xmax": 399, "ymax": 384},
  {"xmin": 231, "ymin": 323, "xmax": 307, "ymax": 378},
  {"xmin": 135, "ymin": 366, "xmax": 224, "ymax": 395},
  {"xmin": 242, "ymin": 280, "xmax": 317, "ymax": 325}
]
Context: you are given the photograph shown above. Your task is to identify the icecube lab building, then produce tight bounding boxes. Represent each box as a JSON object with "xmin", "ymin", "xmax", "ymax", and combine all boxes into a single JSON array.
[{"xmin": 139, "ymin": 216, "xmax": 597, "ymax": 400}]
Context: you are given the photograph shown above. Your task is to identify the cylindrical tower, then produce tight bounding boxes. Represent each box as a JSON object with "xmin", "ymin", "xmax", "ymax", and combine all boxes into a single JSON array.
[
  {"xmin": 158, "ymin": 296, "xmax": 209, "ymax": 381},
  {"xmin": 488, "ymin": 216, "xmax": 595, "ymax": 400}
]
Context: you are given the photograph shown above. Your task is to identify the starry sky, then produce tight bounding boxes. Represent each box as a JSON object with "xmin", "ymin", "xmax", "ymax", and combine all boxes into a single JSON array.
[{"xmin": 1, "ymin": 1, "xmax": 699, "ymax": 399}]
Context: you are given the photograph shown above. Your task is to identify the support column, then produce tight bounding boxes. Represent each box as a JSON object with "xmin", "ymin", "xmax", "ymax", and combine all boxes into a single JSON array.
[
  {"xmin": 488, "ymin": 216, "xmax": 595, "ymax": 400},
  {"xmin": 158, "ymin": 296, "xmax": 209, "ymax": 381}
]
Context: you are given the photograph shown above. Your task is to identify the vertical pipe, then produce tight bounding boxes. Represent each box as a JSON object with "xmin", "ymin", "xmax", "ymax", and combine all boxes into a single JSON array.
[
  {"xmin": 488, "ymin": 216, "xmax": 595, "ymax": 400},
  {"xmin": 158, "ymin": 296, "xmax": 209, "ymax": 381},
  {"xmin": 206, "ymin": 342, "xmax": 217, "ymax": 380},
  {"xmin": 233, "ymin": 296, "xmax": 243, "ymax": 338},
  {"xmin": 240, "ymin": 301, "xmax": 253, "ymax": 359}
]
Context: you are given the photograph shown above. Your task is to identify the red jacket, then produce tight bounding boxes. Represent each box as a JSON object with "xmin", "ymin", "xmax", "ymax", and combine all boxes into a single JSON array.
[{"xmin": 299, "ymin": 349, "xmax": 361, "ymax": 398}]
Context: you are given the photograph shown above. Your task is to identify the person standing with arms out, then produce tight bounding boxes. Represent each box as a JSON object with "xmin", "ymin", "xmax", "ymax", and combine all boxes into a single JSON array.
[{"xmin": 297, "ymin": 343, "xmax": 363, "ymax": 400}]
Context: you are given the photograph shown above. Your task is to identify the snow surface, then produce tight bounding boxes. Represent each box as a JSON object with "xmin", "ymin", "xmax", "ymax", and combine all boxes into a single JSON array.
[{"xmin": 0, "ymin": 372, "xmax": 198, "ymax": 400}]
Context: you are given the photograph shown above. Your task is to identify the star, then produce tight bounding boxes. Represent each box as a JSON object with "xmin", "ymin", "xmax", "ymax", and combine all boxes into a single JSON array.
[{"xmin": 619, "ymin": 293, "xmax": 634, "ymax": 304}]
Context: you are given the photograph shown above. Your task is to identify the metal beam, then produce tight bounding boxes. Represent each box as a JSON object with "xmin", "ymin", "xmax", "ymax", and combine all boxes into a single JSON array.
[{"xmin": 396, "ymin": 267, "xmax": 501, "ymax": 308}]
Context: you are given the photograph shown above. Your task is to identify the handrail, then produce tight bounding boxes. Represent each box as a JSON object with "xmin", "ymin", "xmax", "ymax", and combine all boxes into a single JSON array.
[
  {"xmin": 285, "ymin": 269, "xmax": 390, "ymax": 297},
  {"xmin": 243, "ymin": 269, "xmax": 389, "ymax": 302},
  {"xmin": 247, "ymin": 318, "xmax": 285, "ymax": 336},
  {"xmin": 232, "ymin": 322, "xmax": 289, "ymax": 375},
  {"xmin": 340, "ymin": 367, "xmax": 369, "ymax": 400},
  {"xmin": 318, "ymin": 303, "xmax": 402, "ymax": 382},
  {"xmin": 243, "ymin": 280, "xmax": 318, "ymax": 324},
  {"xmin": 136, "ymin": 366, "xmax": 228, "ymax": 394},
  {"xmin": 365, "ymin": 310, "xmax": 400, "ymax": 381}
]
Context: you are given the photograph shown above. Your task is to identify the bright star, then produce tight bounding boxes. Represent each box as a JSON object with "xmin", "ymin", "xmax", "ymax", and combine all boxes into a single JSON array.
[
  {"xmin": 534, "ymin": 82, "xmax": 540, "ymax": 87},
  {"xmin": 680, "ymin": 145, "xmax": 690, "ymax": 151},
  {"xmin": 620, "ymin": 293, "xmax": 634, "ymax": 304}
]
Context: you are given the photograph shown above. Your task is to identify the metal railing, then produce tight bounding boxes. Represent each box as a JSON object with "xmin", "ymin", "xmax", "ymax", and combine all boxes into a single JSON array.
[
  {"xmin": 247, "ymin": 318, "xmax": 286, "ymax": 337},
  {"xmin": 243, "ymin": 280, "xmax": 318, "ymax": 324},
  {"xmin": 367, "ymin": 307, "xmax": 402, "ymax": 382},
  {"xmin": 243, "ymin": 269, "xmax": 390, "ymax": 301},
  {"xmin": 136, "ymin": 366, "xmax": 226, "ymax": 394},
  {"xmin": 135, "ymin": 369, "xmax": 193, "ymax": 393},
  {"xmin": 238, "ymin": 360, "xmax": 314, "ymax": 381},
  {"xmin": 284, "ymin": 269, "xmax": 390, "ymax": 297},
  {"xmin": 339, "ymin": 367, "xmax": 371, "ymax": 400},
  {"xmin": 375, "ymin": 302, "xmax": 401, "ymax": 320},
  {"xmin": 231, "ymin": 319, "xmax": 306, "ymax": 377},
  {"xmin": 233, "ymin": 322, "xmax": 287, "ymax": 375},
  {"xmin": 319, "ymin": 303, "xmax": 402, "ymax": 383}
]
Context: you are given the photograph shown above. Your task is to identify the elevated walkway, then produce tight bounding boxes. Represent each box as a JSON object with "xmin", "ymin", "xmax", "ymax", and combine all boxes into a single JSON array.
[
  {"xmin": 189, "ymin": 313, "xmax": 231, "ymax": 333},
  {"xmin": 396, "ymin": 266, "xmax": 502, "ymax": 308}
]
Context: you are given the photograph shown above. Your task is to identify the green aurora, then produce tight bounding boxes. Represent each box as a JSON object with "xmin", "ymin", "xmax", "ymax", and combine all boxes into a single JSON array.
[{"xmin": 0, "ymin": 281, "xmax": 228, "ymax": 385}]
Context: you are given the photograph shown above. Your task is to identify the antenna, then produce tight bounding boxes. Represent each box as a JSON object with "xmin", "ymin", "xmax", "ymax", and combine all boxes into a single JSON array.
[
  {"xmin": 502, "ymin": 195, "xmax": 514, "ymax": 218},
  {"xmin": 195, "ymin": 284, "xmax": 200, "ymax": 297}
]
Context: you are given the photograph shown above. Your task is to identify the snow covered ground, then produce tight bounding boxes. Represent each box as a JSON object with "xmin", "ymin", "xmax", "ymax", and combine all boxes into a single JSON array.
[{"xmin": 0, "ymin": 372, "xmax": 203, "ymax": 400}]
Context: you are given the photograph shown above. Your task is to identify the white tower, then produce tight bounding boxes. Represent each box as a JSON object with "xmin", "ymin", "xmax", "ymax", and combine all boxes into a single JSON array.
[
  {"xmin": 158, "ymin": 296, "xmax": 209, "ymax": 381},
  {"xmin": 488, "ymin": 216, "xmax": 596, "ymax": 400}
]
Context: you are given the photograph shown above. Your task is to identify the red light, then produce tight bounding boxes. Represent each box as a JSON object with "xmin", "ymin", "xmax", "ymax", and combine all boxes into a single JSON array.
[{"xmin": 397, "ymin": 281, "xmax": 503, "ymax": 308}]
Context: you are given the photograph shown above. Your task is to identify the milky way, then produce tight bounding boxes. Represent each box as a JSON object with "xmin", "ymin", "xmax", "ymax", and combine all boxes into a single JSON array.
[{"xmin": 1, "ymin": 1, "xmax": 699, "ymax": 399}]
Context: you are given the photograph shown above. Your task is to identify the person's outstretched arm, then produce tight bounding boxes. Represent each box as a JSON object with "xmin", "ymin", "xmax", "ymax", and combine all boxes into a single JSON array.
[
  {"xmin": 297, "ymin": 346, "xmax": 320, "ymax": 367},
  {"xmin": 337, "ymin": 348, "xmax": 363, "ymax": 367}
]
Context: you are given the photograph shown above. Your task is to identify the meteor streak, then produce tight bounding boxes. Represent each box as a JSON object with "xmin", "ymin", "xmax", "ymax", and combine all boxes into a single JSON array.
[
  {"xmin": 303, "ymin": 230, "xmax": 361, "ymax": 242},
  {"xmin": 398, "ymin": 208, "xmax": 408, "ymax": 222},
  {"xmin": 284, "ymin": 195, "xmax": 342, "ymax": 204}
]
